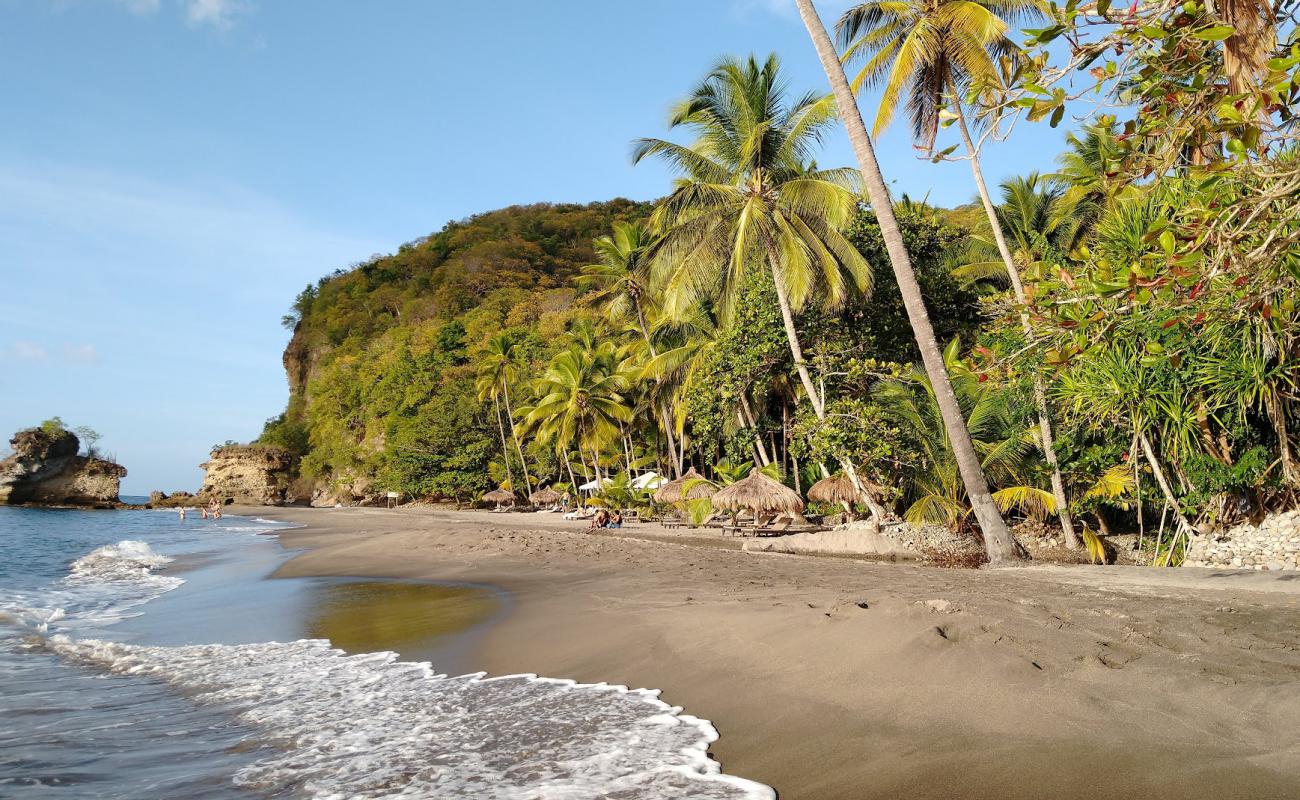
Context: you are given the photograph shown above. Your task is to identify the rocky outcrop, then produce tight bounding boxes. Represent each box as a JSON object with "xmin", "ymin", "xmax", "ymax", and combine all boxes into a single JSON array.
[
  {"xmin": 197, "ymin": 445, "xmax": 296, "ymax": 506},
  {"xmin": 149, "ymin": 490, "xmax": 200, "ymax": 508},
  {"xmin": 1184, "ymin": 511, "xmax": 1300, "ymax": 571},
  {"xmin": 0, "ymin": 427, "xmax": 126, "ymax": 507}
]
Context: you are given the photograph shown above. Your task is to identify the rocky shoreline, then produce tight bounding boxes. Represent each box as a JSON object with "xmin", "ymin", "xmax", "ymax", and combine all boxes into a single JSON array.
[{"xmin": 0, "ymin": 426, "xmax": 126, "ymax": 508}]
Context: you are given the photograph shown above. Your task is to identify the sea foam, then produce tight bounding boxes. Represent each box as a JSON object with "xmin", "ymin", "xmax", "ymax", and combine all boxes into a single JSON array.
[{"xmin": 51, "ymin": 637, "xmax": 776, "ymax": 799}]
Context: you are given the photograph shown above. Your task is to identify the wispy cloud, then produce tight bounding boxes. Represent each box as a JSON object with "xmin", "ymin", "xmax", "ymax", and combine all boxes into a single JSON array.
[
  {"xmin": 11, "ymin": 341, "xmax": 48, "ymax": 361},
  {"xmin": 49, "ymin": 0, "xmax": 253, "ymax": 30},
  {"xmin": 184, "ymin": 0, "xmax": 250, "ymax": 30},
  {"xmin": 63, "ymin": 343, "xmax": 100, "ymax": 365}
]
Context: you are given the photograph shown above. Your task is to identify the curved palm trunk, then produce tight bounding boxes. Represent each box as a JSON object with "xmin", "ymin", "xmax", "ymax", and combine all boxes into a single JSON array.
[
  {"xmin": 953, "ymin": 104, "xmax": 1079, "ymax": 550},
  {"xmin": 634, "ymin": 297, "xmax": 683, "ymax": 479},
  {"xmin": 491, "ymin": 394, "xmax": 516, "ymax": 492},
  {"xmin": 500, "ymin": 380, "xmax": 534, "ymax": 499},
  {"xmin": 763, "ymin": 246, "xmax": 826, "ymax": 418},
  {"xmin": 738, "ymin": 394, "xmax": 772, "ymax": 466},
  {"xmin": 795, "ymin": 0, "xmax": 1021, "ymax": 562}
]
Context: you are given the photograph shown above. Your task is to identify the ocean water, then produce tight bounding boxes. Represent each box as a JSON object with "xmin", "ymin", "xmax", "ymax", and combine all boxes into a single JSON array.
[{"xmin": 0, "ymin": 507, "xmax": 774, "ymax": 799}]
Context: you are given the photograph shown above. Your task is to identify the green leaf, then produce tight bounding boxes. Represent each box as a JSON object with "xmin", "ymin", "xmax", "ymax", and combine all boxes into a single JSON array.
[
  {"xmin": 1096, "ymin": 0, "xmax": 1111, "ymax": 15},
  {"xmin": 1159, "ymin": 230, "xmax": 1176, "ymax": 254},
  {"xmin": 1193, "ymin": 25, "xmax": 1235, "ymax": 41},
  {"xmin": 1049, "ymin": 104, "xmax": 1065, "ymax": 128}
]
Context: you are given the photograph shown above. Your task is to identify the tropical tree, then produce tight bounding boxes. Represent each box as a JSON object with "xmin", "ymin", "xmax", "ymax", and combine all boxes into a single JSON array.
[
  {"xmin": 795, "ymin": 0, "xmax": 1021, "ymax": 561},
  {"xmin": 875, "ymin": 339, "xmax": 1051, "ymax": 528},
  {"xmin": 579, "ymin": 222, "xmax": 684, "ymax": 477},
  {"xmin": 836, "ymin": 0, "xmax": 1080, "ymax": 548},
  {"xmin": 478, "ymin": 333, "xmax": 534, "ymax": 497},
  {"xmin": 633, "ymin": 52, "xmax": 896, "ymax": 517},
  {"xmin": 474, "ymin": 369, "xmax": 517, "ymax": 492},
  {"xmin": 525, "ymin": 342, "xmax": 635, "ymax": 485},
  {"xmin": 632, "ymin": 53, "xmax": 871, "ymax": 420}
]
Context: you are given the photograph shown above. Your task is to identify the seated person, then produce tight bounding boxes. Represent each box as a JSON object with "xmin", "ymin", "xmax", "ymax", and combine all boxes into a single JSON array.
[
  {"xmin": 607, "ymin": 512, "xmax": 623, "ymax": 529},
  {"xmin": 590, "ymin": 509, "xmax": 608, "ymax": 529}
]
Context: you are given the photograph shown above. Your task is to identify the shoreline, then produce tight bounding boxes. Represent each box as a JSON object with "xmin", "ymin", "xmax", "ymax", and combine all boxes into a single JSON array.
[{"xmin": 246, "ymin": 505, "xmax": 1300, "ymax": 800}]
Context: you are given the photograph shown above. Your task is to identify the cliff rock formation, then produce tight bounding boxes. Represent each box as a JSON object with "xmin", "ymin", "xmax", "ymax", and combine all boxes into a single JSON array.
[
  {"xmin": 197, "ymin": 445, "xmax": 296, "ymax": 506},
  {"xmin": 0, "ymin": 427, "xmax": 126, "ymax": 507}
]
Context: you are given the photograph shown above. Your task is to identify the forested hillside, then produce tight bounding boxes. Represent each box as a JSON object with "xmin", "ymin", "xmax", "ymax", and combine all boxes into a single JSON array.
[
  {"xmin": 261, "ymin": 200, "xmax": 654, "ymax": 497},
  {"xmin": 259, "ymin": 197, "xmax": 981, "ymax": 502}
]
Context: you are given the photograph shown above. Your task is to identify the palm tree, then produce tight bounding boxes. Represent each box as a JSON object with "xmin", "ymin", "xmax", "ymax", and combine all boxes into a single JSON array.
[
  {"xmin": 474, "ymin": 368, "xmax": 516, "ymax": 493},
  {"xmin": 632, "ymin": 53, "xmax": 871, "ymax": 421},
  {"xmin": 836, "ymin": 0, "xmax": 1079, "ymax": 548},
  {"xmin": 633, "ymin": 53, "xmax": 900, "ymax": 519},
  {"xmin": 525, "ymin": 343, "xmax": 635, "ymax": 483},
  {"xmin": 578, "ymin": 222, "xmax": 683, "ymax": 478},
  {"xmin": 479, "ymin": 333, "xmax": 534, "ymax": 498},
  {"xmin": 795, "ymin": 0, "xmax": 1021, "ymax": 561},
  {"xmin": 875, "ymin": 339, "xmax": 1055, "ymax": 529}
]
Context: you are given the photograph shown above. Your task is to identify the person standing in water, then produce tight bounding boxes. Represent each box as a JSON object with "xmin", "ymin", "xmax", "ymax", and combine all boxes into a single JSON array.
[{"xmin": 178, "ymin": 507, "xmax": 186, "ymax": 520}]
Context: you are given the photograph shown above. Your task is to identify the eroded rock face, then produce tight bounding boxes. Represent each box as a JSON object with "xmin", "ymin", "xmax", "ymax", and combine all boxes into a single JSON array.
[
  {"xmin": 197, "ymin": 446, "xmax": 296, "ymax": 506},
  {"xmin": 0, "ymin": 427, "xmax": 126, "ymax": 507}
]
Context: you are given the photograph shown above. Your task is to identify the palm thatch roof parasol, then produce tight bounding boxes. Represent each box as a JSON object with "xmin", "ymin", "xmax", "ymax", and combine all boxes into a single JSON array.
[
  {"xmin": 807, "ymin": 473, "xmax": 860, "ymax": 505},
  {"xmin": 711, "ymin": 470, "xmax": 805, "ymax": 514},
  {"xmin": 653, "ymin": 467, "xmax": 716, "ymax": 503},
  {"xmin": 530, "ymin": 488, "xmax": 562, "ymax": 505},
  {"xmin": 482, "ymin": 488, "xmax": 517, "ymax": 504}
]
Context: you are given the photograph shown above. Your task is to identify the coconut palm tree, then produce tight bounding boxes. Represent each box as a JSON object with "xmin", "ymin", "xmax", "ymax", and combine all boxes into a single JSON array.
[
  {"xmin": 525, "ymin": 343, "xmax": 635, "ymax": 483},
  {"xmin": 633, "ymin": 53, "xmax": 904, "ymax": 520},
  {"xmin": 632, "ymin": 53, "xmax": 871, "ymax": 421},
  {"xmin": 795, "ymin": 0, "xmax": 1021, "ymax": 561},
  {"xmin": 579, "ymin": 222, "xmax": 684, "ymax": 477},
  {"xmin": 836, "ymin": 0, "xmax": 1079, "ymax": 548},
  {"xmin": 479, "ymin": 333, "xmax": 534, "ymax": 498},
  {"xmin": 474, "ymin": 368, "xmax": 517, "ymax": 493}
]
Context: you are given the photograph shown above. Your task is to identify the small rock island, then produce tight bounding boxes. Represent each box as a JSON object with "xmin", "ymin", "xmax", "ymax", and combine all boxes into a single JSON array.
[{"xmin": 0, "ymin": 423, "xmax": 127, "ymax": 507}]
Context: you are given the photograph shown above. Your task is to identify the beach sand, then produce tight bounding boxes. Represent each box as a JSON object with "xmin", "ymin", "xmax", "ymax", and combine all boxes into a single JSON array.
[{"xmin": 251, "ymin": 506, "xmax": 1300, "ymax": 800}]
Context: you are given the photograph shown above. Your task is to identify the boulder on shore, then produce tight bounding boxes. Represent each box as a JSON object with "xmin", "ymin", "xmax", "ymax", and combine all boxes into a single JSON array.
[
  {"xmin": 196, "ymin": 445, "xmax": 296, "ymax": 507},
  {"xmin": 0, "ymin": 427, "xmax": 126, "ymax": 507}
]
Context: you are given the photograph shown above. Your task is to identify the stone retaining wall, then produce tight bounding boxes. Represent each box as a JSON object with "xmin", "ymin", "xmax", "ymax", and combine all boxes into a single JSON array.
[{"xmin": 1184, "ymin": 511, "xmax": 1300, "ymax": 571}]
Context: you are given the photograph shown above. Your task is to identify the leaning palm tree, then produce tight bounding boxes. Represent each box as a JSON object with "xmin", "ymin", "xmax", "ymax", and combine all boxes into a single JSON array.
[
  {"xmin": 578, "ymin": 222, "xmax": 683, "ymax": 477},
  {"xmin": 795, "ymin": 0, "xmax": 1021, "ymax": 561},
  {"xmin": 474, "ymin": 368, "xmax": 517, "ymax": 494},
  {"xmin": 836, "ymin": 0, "xmax": 1079, "ymax": 548},
  {"xmin": 479, "ymin": 333, "xmax": 534, "ymax": 498}
]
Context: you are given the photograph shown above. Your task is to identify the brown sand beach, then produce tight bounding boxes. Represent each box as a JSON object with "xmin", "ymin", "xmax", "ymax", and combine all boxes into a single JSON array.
[{"xmin": 253, "ymin": 506, "xmax": 1300, "ymax": 800}]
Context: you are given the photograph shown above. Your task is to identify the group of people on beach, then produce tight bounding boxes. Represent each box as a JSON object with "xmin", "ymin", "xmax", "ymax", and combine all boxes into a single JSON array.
[
  {"xmin": 176, "ymin": 500, "xmax": 222, "ymax": 521},
  {"xmin": 588, "ymin": 509, "xmax": 622, "ymax": 529}
]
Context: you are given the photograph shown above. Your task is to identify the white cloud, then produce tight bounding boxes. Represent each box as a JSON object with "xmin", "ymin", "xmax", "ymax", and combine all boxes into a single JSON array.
[
  {"xmin": 184, "ymin": 0, "xmax": 250, "ymax": 29},
  {"xmin": 12, "ymin": 341, "xmax": 48, "ymax": 361},
  {"xmin": 118, "ymin": 0, "xmax": 161, "ymax": 14},
  {"xmin": 63, "ymin": 343, "xmax": 100, "ymax": 365}
]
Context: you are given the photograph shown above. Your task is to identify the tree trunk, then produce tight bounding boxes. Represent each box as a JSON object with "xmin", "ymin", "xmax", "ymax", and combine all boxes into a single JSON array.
[
  {"xmin": 739, "ymin": 394, "xmax": 772, "ymax": 466},
  {"xmin": 564, "ymin": 455, "xmax": 578, "ymax": 494},
  {"xmin": 1138, "ymin": 431, "xmax": 1196, "ymax": 537},
  {"xmin": 634, "ymin": 297, "xmax": 683, "ymax": 479},
  {"xmin": 660, "ymin": 406, "xmax": 682, "ymax": 479},
  {"xmin": 795, "ymin": 0, "xmax": 1020, "ymax": 562},
  {"xmin": 491, "ymin": 394, "xmax": 516, "ymax": 492},
  {"xmin": 500, "ymin": 380, "xmax": 534, "ymax": 499},
  {"xmin": 953, "ymin": 103, "xmax": 1079, "ymax": 550},
  {"xmin": 762, "ymin": 239, "xmax": 825, "ymax": 417}
]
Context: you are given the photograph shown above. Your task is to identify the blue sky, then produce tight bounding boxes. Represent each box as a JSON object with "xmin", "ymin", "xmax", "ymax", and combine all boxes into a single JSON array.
[{"xmin": 0, "ymin": 0, "xmax": 1075, "ymax": 494}]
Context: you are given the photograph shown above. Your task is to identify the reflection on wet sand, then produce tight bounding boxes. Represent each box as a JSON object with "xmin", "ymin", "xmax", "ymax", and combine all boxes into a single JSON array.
[{"xmin": 302, "ymin": 580, "xmax": 500, "ymax": 661}]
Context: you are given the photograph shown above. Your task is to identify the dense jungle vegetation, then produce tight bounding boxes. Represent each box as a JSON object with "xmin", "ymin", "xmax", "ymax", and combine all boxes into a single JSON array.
[{"xmin": 262, "ymin": 0, "xmax": 1300, "ymax": 565}]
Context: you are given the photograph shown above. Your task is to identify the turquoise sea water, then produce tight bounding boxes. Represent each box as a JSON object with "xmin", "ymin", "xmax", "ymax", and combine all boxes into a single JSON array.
[{"xmin": 0, "ymin": 507, "xmax": 774, "ymax": 799}]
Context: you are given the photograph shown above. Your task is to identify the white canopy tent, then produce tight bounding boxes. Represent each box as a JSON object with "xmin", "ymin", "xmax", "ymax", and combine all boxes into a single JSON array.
[{"xmin": 631, "ymin": 471, "xmax": 667, "ymax": 490}]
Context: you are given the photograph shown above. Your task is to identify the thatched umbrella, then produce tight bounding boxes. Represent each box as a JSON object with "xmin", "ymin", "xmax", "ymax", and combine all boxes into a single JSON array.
[
  {"xmin": 807, "ymin": 473, "xmax": 859, "ymax": 505},
  {"xmin": 711, "ymin": 470, "xmax": 805, "ymax": 515},
  {"xmin": 482, "ymin": 488, "xmax": 517, "ymax": 505},
  {"xmin": 530, "ymin": 488, "xmax": 562, "ymax": 505},
  {"xmin": 653, "ymin": 467, "xmax": 716, "ymax": 504}
]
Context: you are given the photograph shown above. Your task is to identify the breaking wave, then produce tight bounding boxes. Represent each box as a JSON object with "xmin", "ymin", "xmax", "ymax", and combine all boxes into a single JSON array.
[{"xmin": 52, "ymin": 637, "xmax": 774, "ymax": 799}]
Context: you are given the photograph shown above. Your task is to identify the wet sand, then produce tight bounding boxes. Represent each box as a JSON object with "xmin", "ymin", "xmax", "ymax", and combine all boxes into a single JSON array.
[{"xmin": 252, "ymin": 506, "xmax": 1300, "ymax": 800}]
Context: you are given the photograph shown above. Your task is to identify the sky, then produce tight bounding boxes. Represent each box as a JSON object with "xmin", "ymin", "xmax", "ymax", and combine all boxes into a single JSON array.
[{"xmin": 0, "ymin": 0, "xmax": 1076, "ymax": 495}]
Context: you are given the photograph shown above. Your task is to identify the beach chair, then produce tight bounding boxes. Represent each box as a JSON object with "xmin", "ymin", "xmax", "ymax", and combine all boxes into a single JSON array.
[
  {"xmin": 756, "ymin": 515, "xmax": 793, "ymax": 537},
  {"xmin": 662, "ymin": 515, "xmax": 686, "ymax": 529},
  {"xmin": 694, "ymin": 512, "xmax": 722, "ymax": 529}
]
